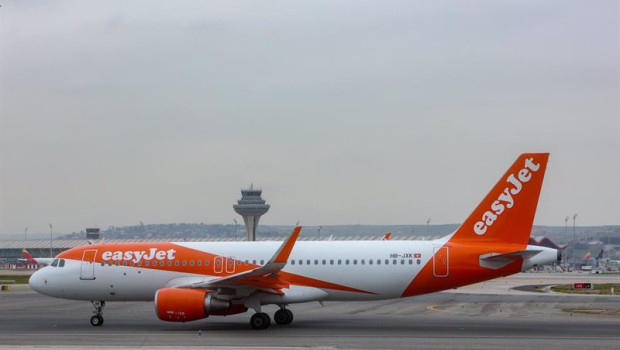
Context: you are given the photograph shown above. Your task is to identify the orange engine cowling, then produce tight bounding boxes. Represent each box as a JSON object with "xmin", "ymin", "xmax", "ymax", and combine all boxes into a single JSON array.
[{"xmin": 154, "ymin": 288, "xmax": 246, "ymax": 322}]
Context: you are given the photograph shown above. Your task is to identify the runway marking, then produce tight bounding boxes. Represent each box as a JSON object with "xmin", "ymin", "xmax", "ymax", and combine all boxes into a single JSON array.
[{"xmin": 563, "ymin": 309, "xmax": 620, "ymax": 316}]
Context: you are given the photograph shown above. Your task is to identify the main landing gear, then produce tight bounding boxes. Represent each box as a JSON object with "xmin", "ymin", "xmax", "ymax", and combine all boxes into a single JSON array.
[
  {"xmin": 249, "ymin": 306, "xmax": 294, "ymax": 330},
  {"xmin": 90, "ymin": 300, "xmax": 105, "ymax": 326},
  {"xmin": 274, "ymin": 307, "xmax": 293, "ymax": 325}
]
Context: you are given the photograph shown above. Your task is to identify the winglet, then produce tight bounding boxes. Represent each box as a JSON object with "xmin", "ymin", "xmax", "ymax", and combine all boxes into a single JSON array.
[{"xmin": 270, "ymin": 226, "xmax": 302, "ymax": 264}]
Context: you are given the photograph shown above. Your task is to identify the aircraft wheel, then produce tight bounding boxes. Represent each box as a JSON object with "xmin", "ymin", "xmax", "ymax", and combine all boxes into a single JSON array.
[
  {"xmin": 250, "ymin": 312, "xmax": 270, "ymax": 330},
  {"xmin": 274, "ymin": 309, "xmax": 293, "ymax": 325},
  {"xmin": 90, "ymin": 315, "xmax": 104, "ymax": 326}
]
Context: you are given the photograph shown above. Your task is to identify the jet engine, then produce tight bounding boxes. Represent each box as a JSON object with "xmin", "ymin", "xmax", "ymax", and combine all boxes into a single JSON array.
[{"xmin": 154, "ymin": 288, "xmax": 247, "ymax": 322}]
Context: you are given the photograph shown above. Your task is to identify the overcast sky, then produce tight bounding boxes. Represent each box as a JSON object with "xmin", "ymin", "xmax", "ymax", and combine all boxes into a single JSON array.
[{"xmin": 1, "ymin": 1, "xmax": 618, "ymax": 236}]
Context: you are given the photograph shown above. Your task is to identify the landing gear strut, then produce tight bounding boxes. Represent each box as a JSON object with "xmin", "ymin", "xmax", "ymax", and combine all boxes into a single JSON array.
[
  {"xmin": 274, "ymin": 306, "xmax": 293, "ymax": 325},
  {"xmin": 250, "ymin": 312, "xmax": 271, "ymax": 330},
  {"xmin": 90, "ymin": 300, "xmax": 105, "ymax": 326}
]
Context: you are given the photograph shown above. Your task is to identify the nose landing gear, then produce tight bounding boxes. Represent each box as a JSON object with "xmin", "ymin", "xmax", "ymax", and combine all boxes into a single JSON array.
[{"xmin": 90, "ymin": 300, "xmax": 105, "ymax": 326}]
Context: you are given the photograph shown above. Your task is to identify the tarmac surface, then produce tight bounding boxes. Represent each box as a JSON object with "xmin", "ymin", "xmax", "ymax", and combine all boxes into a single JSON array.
[{"xmin": 0, "ymin": 273, "xmax": 619, "ymax": 350}]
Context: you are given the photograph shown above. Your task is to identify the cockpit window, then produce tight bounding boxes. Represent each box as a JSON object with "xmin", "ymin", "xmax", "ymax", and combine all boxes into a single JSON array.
[
  {"xmin": 51, "ymin": 259, "xmax": 59, "ymax": 267},
  {"xmin": 59, "ymin": 259, "xmax": 65, "ymax": 267}
]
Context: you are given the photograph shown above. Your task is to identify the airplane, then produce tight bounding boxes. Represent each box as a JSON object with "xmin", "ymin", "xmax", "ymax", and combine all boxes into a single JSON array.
[
  {"xmin": 382, "ymin": 232, "xmax": 391, "ymax": 240},
  {"xmin": 19, "ymin": 249, "xmax": 55, "ymax": 266},
  {"xmin": 29, "ymin": 153, "xmax": 559, "ymax": 329}
]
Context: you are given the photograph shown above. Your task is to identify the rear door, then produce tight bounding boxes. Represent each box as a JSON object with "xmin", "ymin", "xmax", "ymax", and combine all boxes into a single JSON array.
[{"xmin": 433, "ymin": 246, "xmax": 449, "ymax": 277}]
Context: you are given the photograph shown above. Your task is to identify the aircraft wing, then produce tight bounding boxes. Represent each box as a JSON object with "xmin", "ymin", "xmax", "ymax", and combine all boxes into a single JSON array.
[{"xmin": 173, "ymin": 226, "xmax": 302, "ymax": 293}]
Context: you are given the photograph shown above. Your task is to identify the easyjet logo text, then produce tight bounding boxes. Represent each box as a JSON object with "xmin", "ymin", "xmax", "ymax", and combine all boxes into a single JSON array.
[
  {"xmin": 473, "ymin": 157, "xmax": 541, "ymax": 235},
  {"xmin": 101, "ymin": 248, "xmax": 176, "ymax": 263}
]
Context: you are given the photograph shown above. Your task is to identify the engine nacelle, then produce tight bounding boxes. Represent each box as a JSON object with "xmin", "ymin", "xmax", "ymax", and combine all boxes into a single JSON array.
[{"xmin": 154, "ymin": 288, "xmax": 246, "ymax": 322}]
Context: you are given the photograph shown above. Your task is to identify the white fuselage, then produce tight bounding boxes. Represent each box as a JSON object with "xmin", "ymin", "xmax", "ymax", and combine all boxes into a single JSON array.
[{"xmin": 30, "ymin": 239, "xmax": 445, "ymax": 302}]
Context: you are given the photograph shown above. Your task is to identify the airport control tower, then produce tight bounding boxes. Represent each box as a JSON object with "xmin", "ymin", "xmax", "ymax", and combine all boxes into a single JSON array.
[{"xmin": 233, "ymin": 185, "xmax": 270, "ymax": 241}]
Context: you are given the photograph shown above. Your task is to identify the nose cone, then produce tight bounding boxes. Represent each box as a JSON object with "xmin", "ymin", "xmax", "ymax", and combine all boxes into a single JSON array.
[{"xmin": 29, "ymin": 268, "xmax": 49, "ymax": 295}]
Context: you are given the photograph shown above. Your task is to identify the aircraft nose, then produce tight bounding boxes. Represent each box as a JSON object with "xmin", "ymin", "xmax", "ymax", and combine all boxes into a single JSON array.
[{"xmin": 29, "ymin": 269, "xmax": 49, "ymax": 295}]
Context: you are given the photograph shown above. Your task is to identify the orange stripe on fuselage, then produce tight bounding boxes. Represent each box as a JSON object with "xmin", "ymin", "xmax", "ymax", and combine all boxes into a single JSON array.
[{"xmin": 57, "ymin": 243, "xmax": 374, "ymax": 295}]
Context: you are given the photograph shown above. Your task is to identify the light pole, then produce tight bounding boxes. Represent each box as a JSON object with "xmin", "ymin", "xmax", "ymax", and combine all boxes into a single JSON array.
[
  {"xmin": 317, "ymin": 226, "xmax": 322, "ymax": 240},
  {"xmin": 572, "ymin": 214, "xmax": 577, "ymax": 264},
  {"xmin": 564, "ymin": 217, "xmax": 569, "ymax": 263},
  {"xmin": 25, "ymin": 227, "xmax": 28, "ymax": 241},
  {"xmin": 49, "ymin": 223, "xmax": 53, "ymax": 258},
  {"xmin": 426, "ymin": 218, "xmax": 431, "ymax": 235},
  {"xmin": 233, "ymin": 219, "xmax": 239, "ymax": 236}
]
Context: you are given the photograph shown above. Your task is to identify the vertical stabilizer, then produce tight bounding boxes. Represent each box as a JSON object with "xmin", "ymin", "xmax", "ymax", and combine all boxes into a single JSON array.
[{"xmin": 449, "ymin": 153, "xmax": 549, "ymax": 246}]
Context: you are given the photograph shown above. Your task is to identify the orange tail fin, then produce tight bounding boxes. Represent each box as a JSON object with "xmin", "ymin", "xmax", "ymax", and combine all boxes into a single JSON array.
[{"xmin": 449, "ymin": 153, "xmax": 549, "ymax": 246}]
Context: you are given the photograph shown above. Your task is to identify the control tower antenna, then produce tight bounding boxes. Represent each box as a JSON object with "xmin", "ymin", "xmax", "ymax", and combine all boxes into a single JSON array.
[{"xmin": 233, "ymin": 185, "xmax": 270, "ymax": 241}]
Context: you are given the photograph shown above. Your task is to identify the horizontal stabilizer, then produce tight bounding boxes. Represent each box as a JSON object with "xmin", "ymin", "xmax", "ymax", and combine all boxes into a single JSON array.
[{"xmin": 479, "ymin": 250, "xmax": 542, "ymax": 270}]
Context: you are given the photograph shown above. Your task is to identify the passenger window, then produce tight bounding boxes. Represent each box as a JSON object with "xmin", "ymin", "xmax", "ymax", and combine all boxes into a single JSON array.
[
  {"xmin": 338, "ymin": 259, "xmax": 342, "ymax": 265},
  {"xmin": 322, "ymin": 259, "xmax": 326, "ymax": 265},
  {"xmin": 228, "ymin": 260, "xmax": 233, "ymax": 266},
  {"xmin": 182, "ymin": 260, "xmax": 187, "ymax": 266},
  {"xmin": 408, "ymin": 259, "xmax": 413, "ymax": 265},
  {"xmin": 291, "ymin": 260, "xmax": 295, "ymax": 265},
  {"xmin": 369, "ymin": 259, "xmax": 373, "ymax": 265},
  {"xmin": 260, "ymin": 260, "xmax": 264, "ymax": 265},
  {"xmin": 51, "ymin": 259, "xmax": 58, "ymax": 267},
  {"xmin": 401, "ymin": 259, "xmax": 405, "ymax": 265},
  {"xmin": 353, "ymin": 259, "xmax": 357, "ymax": 265},
  {"xmin": 145, "ymin": 261, "xmax": 150, "ymax": 267},
  {"xmin": 314, "ymin": 259, "xmax": 318, "ymax": 265},
  {"xmin": 330, "ymin": 259, "xmax": 334, "ymax": 265},
  {"xmin": 393, "ymin": 259, "xmax": 397, "ymax": 265},
  {"xmin": 216, "ymin": 260, "xmax": 221, "ymax": 266},
  {"xmin": 197, "ymin": 260, "xmax": 202, "ymax": 266},
  {"xmin": 361, "ymin": 259, "xmax": 365, "ymax": 265},
  {"xmin": 345, "ymin": 259, "xmax": 350, "ymax": 265},
  {"xmin": 306, "ymin": 260, "xmax": 310, "ymax": 265},
  {"xmin": 299, "ymin": 260, "xmax": 303, "ymax": 265},
  {"xmin": 101, "ymin": 262, "xmax": 105, "ymax": 267},
  {"xmin": 189, "ymin": 260, "xmax": 194, "ymax": 266},
  {"xmin": 385, "ymin": 259, "xmax": 389, "ymax": 265},
  {"xmin": 205, "ymin": 260, "xmax": 210, "ymax": 266},
  {"xmin": 167, "ymin": 261, "xmax": 172, "ymax": 266},
  {"xmin": 417, "ymin": 259, "xmax": 421, "ymax": 265},
  {"xmin": 252, "ymin": 260, "xmax": 256, "ymax": 264},
  {"xmin": 174, "ymin": 261, "xmax": 179, "ymax": 266},
  {"xmin": 59, "ymin": 259, "xmax": 65, "ymax": 267},
  {"xmin": 377, "ymin": 259, "xmax": 381, "ymax": 265},
  {"xmin": 122, "ymin": 261, "xmax": 127, "ymax": 266}
]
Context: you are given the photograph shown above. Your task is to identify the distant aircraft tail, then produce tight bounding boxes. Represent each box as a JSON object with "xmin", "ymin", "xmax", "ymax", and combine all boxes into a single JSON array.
[
  {"xmin": 382, "ymin": 232, "xmax": 391, "ymax": 241},
  {"xmin": 595, "ymin": 249, "xmax": 604, "ymax": 260},
  {"xmin": 22, "ymin": 248, "xmax": 39, "ymax": 264}
]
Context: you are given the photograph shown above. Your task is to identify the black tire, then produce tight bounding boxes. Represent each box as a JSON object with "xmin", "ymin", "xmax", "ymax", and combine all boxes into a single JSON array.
[
  {"xmin": 250, "ymin": 312, "xmax": 270, "ymax": 330},
  {"xmin": 90, "ymin": 315, "xmax": 104, "ymax": 327},
  {"xmin": 274, "ymin": 309, "xmax": 293, "ymax": 325},
  {"xmin": 284, "ymin": 309, "xmax": 293, "ymax": 324}
]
